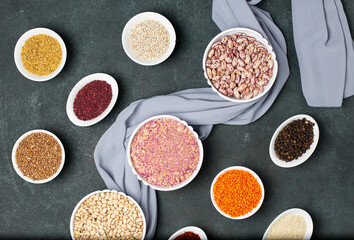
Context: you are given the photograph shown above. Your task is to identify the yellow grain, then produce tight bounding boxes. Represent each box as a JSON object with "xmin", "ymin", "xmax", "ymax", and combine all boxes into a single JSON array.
[{"xmin": 21, "ymin": 34, "xmax": 62, "ymax": 76}]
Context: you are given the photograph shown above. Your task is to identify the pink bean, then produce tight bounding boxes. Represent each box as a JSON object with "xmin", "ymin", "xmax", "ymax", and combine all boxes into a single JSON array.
[
  {"xmin": 212, "ymin": 80, "xmax": 220, "ymax": 89},
  {"xmin": 226, "ymin": 88, "xmax": 234, "ymax": 96},
  {"xmin": 208, "ymin": 49, "xmax": 215, "ymax": 58},
  {"xmin": 219, "ymin": 87, "xmax": 227, "ymax": 95},
  {"xmin": 234, "ymin": 88, "xmax": 241, "ymax": 99}
]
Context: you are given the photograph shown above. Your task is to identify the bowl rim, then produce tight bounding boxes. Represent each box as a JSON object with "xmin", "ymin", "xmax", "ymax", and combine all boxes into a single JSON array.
[
  {"xmin": 11, "ymin": 129, "xmax": 65, "ymax": 184},
  {"xmin": 127, "ymin": 115, "xmax": 204, "ymax": 191},
  {"xmin": 269, "ymin": 114, "xmax": 320, "ymax": 168},
  {"xmin": 14, "ymin": 27, "xmax": 67, "ymax": 81},
  {"xmin": 202, "ymin": 27, "xmax": 278, "ymax": 103},
  {"xmin": 210, "ymin": 166, "xmax": 265, "ymax": 220},
  {"xmin": 66, "ymin": 73, "xmax": 119, "ymax": 127},
  {"xmin": 69, "ymin": 189, "xmax": 147, "ymax": 240},
  {"xmin": 168, "ymin": 226, "xmax": 208, "ymax": 240},
  {"xmin": 121, "ymin": 11, "xmax": 176, "ymax": 66},
  {"xmin": 262, "ymin": 208, "xmax": 313, "ymax": 240}
]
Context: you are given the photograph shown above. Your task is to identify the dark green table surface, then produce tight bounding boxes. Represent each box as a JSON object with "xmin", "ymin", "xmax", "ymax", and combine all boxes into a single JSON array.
[{"xmin": 1, "ymin": 0, "xmax": 354, "ymax": 239}]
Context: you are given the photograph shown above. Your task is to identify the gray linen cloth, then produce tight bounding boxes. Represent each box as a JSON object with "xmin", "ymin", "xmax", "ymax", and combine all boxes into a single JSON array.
[
  {"xmin": 292, "ymin": 0, "xmax": 354, "ymax": 107},
  {"xmin": 94, "ymin": 0, "xmax": 289, "ymax": 238}
]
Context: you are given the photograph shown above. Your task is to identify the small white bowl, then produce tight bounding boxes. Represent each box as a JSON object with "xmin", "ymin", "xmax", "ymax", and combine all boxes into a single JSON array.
[
  {"xmin": 168, "ymin": 226, "xmax": 208, "ymax": 240},
  {"xmin": 70, "ymin": 190, "xmax": 146, "ymax": 240},
  {"xmin": 262, "ymin": 208, "xmax": 313, "ymax": 240},
  {"xmin": 210, "ymin": 166, "xmax": 265, "ymax": 220},
  {"xmin": 127, "ymin": 115, "xmax": 204, "ymax": 191},
  {"xmin": 66, "ymin": 73, "xmax": 118, "ymax": 127},
  {"xmin": 12, "ymin": 129, "xmax": 65, "ymax": 184},
  {"xmin": 269, "ymin": 114, "xmax": 319, "ymax": 168},
  {"xmin": 14, "ymin": 27, "xmax": 67, "ymax": 81},
  {"xmin": 122, "ymin": 12, "xmax": 176, "ymax": 66},
  {"xmin": 202, "ymin": 28, "xmax": 278, "ymax": 103}
]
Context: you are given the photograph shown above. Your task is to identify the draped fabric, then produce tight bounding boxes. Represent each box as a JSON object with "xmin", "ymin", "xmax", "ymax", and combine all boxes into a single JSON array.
[
  {"xmin": 292, "ymin": 0, "xmax": 354, "ymax": 107},
  {"xmin": 94, "ymin": 0, "xmax": 289, "ymax": 238}
]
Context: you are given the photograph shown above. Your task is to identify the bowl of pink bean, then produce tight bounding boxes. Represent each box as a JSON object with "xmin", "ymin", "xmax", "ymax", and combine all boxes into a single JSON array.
[
  {"xmin": 127, "ymin": 115, "xmax": 204, "ymax": 191},
  {"xmin": 203, "ymin": 28, "xmax": 278, "ymax": 103}
]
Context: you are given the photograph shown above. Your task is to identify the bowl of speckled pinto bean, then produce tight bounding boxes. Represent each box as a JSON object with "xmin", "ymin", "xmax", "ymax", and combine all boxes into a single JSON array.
[
  {"xmin": 127, "ymin": 115, "xmax": 204, "ymax": 191},
  {"xmin": 203, "ymin": 28, "xmax": 278, "ymax": 103}
]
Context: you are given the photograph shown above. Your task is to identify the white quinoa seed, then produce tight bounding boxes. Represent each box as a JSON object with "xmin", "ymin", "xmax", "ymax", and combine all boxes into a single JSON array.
[
  {"xmin": 129, "ymin": 20, "xmax": 170, "ymax": 61},
  {"xmin": 266, "ymin": 214, "xmax": 307, "ymax": 240}
]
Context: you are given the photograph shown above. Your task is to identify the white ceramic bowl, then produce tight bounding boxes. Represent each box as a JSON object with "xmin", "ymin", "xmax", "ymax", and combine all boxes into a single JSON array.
[
  {"xmin": 168, "ymin": 226, "xmax": 208, "ymax": 240},
  {"xmin": 66, "ymin": 73, "xmax": 118, "ymax": 127},
  {"xmin": 127, "ymin": 115, "xmax": 204, "ymax": 191},
  {"xmin": 14, "ymin": 27, "xmax": 67, "ymax": 81},
  {"xmin": 122, "ymin": 12, "xmax": 176, "ymax": 66},
  {"xmin": 262, "ymin": 208, "xmax": 313, "ymax": 240},
  {"xmin": 70, "ymin": 190, "xmax": 146, "ymax": 240},
  {"xmin": 11, "ymin": 129, "xmax": 65, "ymax": 184},
  {"xmin": 269, "ymin": 114, "xmax": 319, "ymax": 168},
  {"xmin": 210, "ymin": 166, "xmax": 265, "ymax": 220},
  {"xmin": 202, "ymin": 28, "xmax": 278, "ymax": 103}
]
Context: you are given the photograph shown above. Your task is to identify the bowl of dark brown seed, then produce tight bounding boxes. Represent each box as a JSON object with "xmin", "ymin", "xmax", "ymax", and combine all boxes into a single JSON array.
[
  {"xmin": 269, "ymin": 114, "xmax": 319, "ymax": 168},
  {"xmin": 11, "ymin": 129, "xmax": 65, "ymax": 183},
  {"xmin": 122, "ymin": 12, "xmax": 176, "ymax": 66}
]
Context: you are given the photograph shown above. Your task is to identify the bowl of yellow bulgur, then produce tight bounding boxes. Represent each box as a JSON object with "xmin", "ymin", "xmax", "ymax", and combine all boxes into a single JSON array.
[{"xmin": 14, "ymin": 27, "xmax": 67, "ymax": 81}]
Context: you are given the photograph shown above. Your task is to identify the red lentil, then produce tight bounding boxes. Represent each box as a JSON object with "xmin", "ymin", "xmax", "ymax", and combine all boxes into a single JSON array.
[
  {"xmin": 213, "ymin": 169, "xmax": 262, "ymax": 217},
  {"xmin": 73, "ymin": 80, "xmax": 112, "ymax": 121}
]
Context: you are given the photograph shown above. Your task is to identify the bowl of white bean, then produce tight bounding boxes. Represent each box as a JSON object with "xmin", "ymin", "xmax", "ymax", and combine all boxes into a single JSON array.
[
  {"xmin": 203, "ymin": 28, "xmax": 278, "ymax": 103},
  {"xmin": 70, "ymin": 190, "xmax": 146, "ymax": 240}
]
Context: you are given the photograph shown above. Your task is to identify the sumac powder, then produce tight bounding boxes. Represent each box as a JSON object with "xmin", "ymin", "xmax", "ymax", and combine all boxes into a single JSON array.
[
  {"xmin": 174, "ymin": 231, "xmax": 201, "ymax": 240},
  {"xmin": 274, "ymin": 118, "xmax": 315, "ymax": 162},
  {"xmin": 74, "ymin": 80, "xmax": 112, "ymax": 121}
]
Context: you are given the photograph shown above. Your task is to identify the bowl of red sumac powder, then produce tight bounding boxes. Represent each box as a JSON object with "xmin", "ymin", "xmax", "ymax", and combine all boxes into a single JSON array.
[
  {"xmin": 12, "ymin": 129, "xmax": 65, "ymax": 184},
  {"xmin": 66, "ymin": 73, "xmax": 118, "ymax": 127},
  {"xmin": 168, "ymin": 226, "xmax": 207, "ymax": 240},
  {"xmin": 127, "ymin": 115, "xmax": 204, "ymax": 191}
]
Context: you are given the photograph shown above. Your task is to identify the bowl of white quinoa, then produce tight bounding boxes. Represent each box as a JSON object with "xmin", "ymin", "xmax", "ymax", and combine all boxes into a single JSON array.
[{"xmin": 122, "ymin": 12, "xmax": 176, "ymax": 66}]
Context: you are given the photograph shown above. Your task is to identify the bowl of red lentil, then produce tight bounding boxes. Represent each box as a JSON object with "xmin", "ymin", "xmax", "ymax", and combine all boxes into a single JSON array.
[
  {"xmin": 202, "ymin": 28, "xmax": 278, "ymax": 102},
  {"xmin": 168, "ymin": 226, "xmax": 208, "ymax": 240},
  {"xmin": 269, "ymin": 114, "xmax": 319, "ymax": 168},
  {"xmin": 11, "ymin": 129, "xmax": 65, "ymax": 184},
  {"xmin": 70, "ymin": 190, "xmax": 146, "ymax": 240},
  {"xmin": 122, "ymin": 12, "xmax": 176, "ymax": 66},
  {"xmin": 14, "ymin": 27, "xmax": 67, "ymax": 81},
  {"xmin": 127, "ymin": 115, "xmax": 204, "ymax": 191},
  {"xmin": 210, "ymin": 166, "xmax": 264, "ymax": 219},
  {"xmin": 66, "ymin": 73, "xmax": 119, "ymax": 127}
]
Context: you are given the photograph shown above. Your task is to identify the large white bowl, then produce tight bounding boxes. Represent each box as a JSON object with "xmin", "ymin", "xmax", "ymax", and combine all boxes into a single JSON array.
[
  {"xmin": 168, "ymin": 226, "xmax": 208, "ymax": 240},
  {"xmin": 66, "ymin": 73, "xmax": 118, "ymax": 127},
  {"xmin": 262, "ymin": 208, "xmax": 313, "ymax": 240},
  {"xmin": 70, "ymin": 190, "xmax": 146, "ymax": 240},
  {"xmin": 210, "ymin": 166, "xmax": 265, "ymax": 220},
  {"xmin": 12, "ymin": 129, "xmax": 65, "ymax": 184},
  {"xmin": 202, "ymin": 28, "xmax": 278, "ymax": 103},
  {"xmin": 269, "ymin": 114, "xmax": 319, "ymax": 168},
  {"xmin": 122, "ymin": 12, "xmax": 176, "ymax": 66},
  {"xmin": 127, "ymin": 115, "xmax": 204, "ymax": 191},
  {"xmin": 14, "ymin": 27, "xmax": 67, "ymax": 81}
]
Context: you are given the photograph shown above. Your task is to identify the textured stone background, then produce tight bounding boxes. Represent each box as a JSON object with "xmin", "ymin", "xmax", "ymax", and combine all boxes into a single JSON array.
[{"xmin": 0, "ymin": 0, "xmax": 353, "ymax": 239}]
